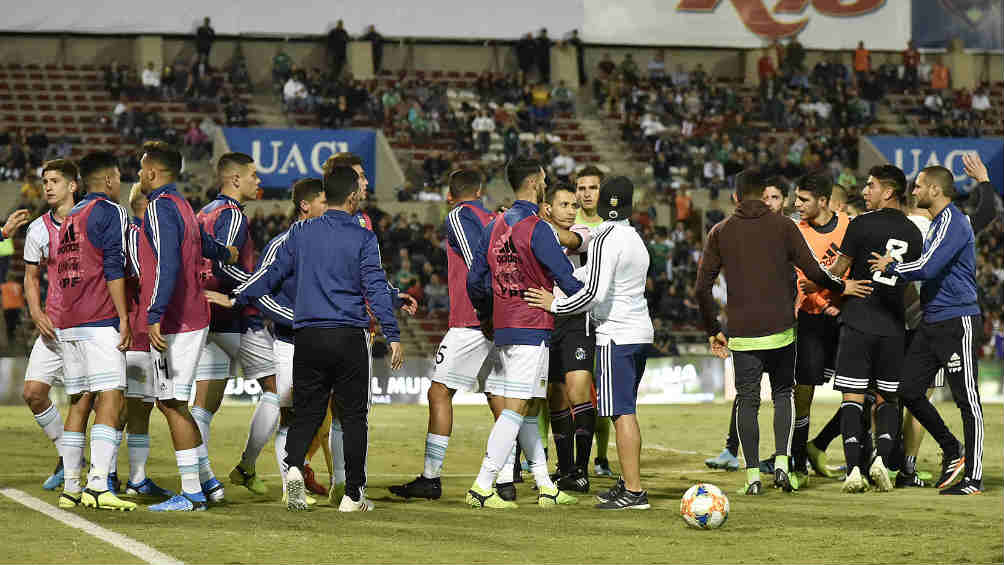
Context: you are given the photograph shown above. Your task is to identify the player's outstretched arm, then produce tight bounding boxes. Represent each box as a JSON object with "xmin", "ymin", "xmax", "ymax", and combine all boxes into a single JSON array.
[{"xmin": 1, "ymin": 209, "xmax": 30, "ymax": 239}]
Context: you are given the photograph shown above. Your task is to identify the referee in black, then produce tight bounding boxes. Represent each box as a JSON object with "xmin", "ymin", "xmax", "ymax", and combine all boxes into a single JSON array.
[{"xmin": 231, "ymin": 166, "xmax": 404, "ymax": 512}]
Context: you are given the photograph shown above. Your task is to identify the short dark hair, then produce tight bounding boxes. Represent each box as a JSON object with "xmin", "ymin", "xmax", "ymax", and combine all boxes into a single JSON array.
[
  {"xmin": 763, "ymin": 175, "xmax": 789, "ymax": 198},
  {"xmin": 42, "ymin": 159, "xmax": 79, "ymax": 184},
  {"xmin": 735, "ymin": 168, "xmax": 765, "ymax": 199},
  {"xmin": 291, "ymin": 178, "xmax": 325, "ymax": 212},
  {"xmin": 323, "ymin": 152, "xmax": 362, "ymax": 176},
  {"xmin": 545, "ymin": 182, "xmax": 576, "ymax": 204},
  {"xmin": 142, "ymin": 140, "xmax": 183, "ymax": 177},
  {"xmin": 868, "ymin": 164, "xmax": 908, "ymax": 202},
  {"xmin": 217, "ymin": 152, "xmax": 254, "ymax": 176},
  {"xmin": 448, "ymin": 169, "xmax": 482, "ymax": 199},
  {"xmin": 846, "ymin": 195, "xmax": 866, "ymax": 212},
  {"xmin": 795, "ymin": 173, "xmax": 833, "ymax": 201},
  {"xmin": 323, "ymin": 165, "xmax": 360, "ymax": 205},
  {"xmin": 78, "ymin": 152, "xmax": 119, "ymax": 191},
  {"xmin": 505, "ymin": 158, "xmax": 542, "ymax": 192},
  {"xmin": 576, "ymin": 166, "xmax": 605, "ymax": 182},
  {"xmin": 920, "ymin": 165, "xmax": 957, "ymax": 199}
]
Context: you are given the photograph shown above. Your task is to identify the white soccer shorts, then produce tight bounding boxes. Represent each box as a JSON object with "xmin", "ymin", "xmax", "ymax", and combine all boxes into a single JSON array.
[
  {"xmin": 195, "ymin": 328, "xmax": 276, "ymax": 382},
  {"xmin": 485, "ymin": 341, "xmax": 549, "ymax": 400},
  {"xmin": 273, "ymin": 338, "xmax": 294, "ymax": 408},
  {"xmin": 58, "ymin": 326, "xmax": 126, "ymax": 396},
  {"xmin": 25, "ymin": 335, "xmax": 63, "ymax": 386},
  {"xmin": 152, "ymin": 327, "xmax": 209, "ymax": 402},
  {"xmin": 431, "ymin": 327, "xmax": 495, "ymax": 392},
  {"xmin": 125, "ymin": 350, "xmax": 155, "ymax": 402}
]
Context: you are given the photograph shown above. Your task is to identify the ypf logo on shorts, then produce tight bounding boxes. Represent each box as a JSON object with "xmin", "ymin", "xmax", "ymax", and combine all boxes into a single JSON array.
[
  {"xmin": 947, "ymin": 352, "xmax": 962, "ymax": 373},
  {"xmin": 575, "ymin": 347, "xmax": 588, "ymax": 361}
]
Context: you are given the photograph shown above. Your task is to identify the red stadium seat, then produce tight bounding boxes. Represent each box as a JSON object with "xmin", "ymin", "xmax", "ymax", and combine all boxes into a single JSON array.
[{"xmin": 53, "ymin": 94, "xmax": 68, "ymax": 101}]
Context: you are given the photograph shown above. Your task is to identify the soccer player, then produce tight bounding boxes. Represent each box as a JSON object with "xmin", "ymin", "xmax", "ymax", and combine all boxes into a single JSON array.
[
  {"xmin": 465, "ymin": 158, "xmax": 582, "ymax": 508},
  {"xmin": 139, "ymin": 141, "xmax": 232, "ymax": 511},
  {"xmin": 194, "ymin": 152, "xmax": 278, "ymax": 501},
  {"xmin": 695, "ymin": 169, "xmax": 866, "ymax": 495},
  {"xmin": 22, "ymin": 160, "xmax": 77, "ymax": 491},
  {"xmin": 388, "ymin": 169, "xmax": 501, "ymax": 501},
  {"xmin": 51, "ymin": 151, "xmax": 134, "ymax": 511},
  {"xmin": 527, "ymin": 176, "xmax": 656, "ymax": 510},
  {"xmin": 824, "ymin": 165, "xmax": 923, "ymax": 493},
  {"xmin": 869, "ymin": 164, "xmax": 989, "ymax": 495}
]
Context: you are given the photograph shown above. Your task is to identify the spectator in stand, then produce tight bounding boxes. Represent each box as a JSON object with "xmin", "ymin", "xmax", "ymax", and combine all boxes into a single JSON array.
[
  {"xmin": 860, "ymin": 71, "xmax": 884, "ymax": 122},
  {"xmin": 923, "ymin": 89, "xmax": 944, "ymax": 120},
  {"xmin": 362, "ymin": 25, "xmax": 384, "ymax": 75},
  {"xmin": 652, "ymin": 151, "xmax": 670, "ymax": 194},
  {"xmin": 620, "ymin": 53, "xmax": 639, "ymax": 83},
  {"xmin": 141, "ymin": 61, "xmax": 161, "ymax": 99},
  {"xmin": 550, "ymin": 147, "xmax": 576, "ymax": 183},
  {"xmin": 551, "ymin": 80, "xmax": 574, "ymax": 113},
  {"xmin": 516, "ymin": 33, "xmax": 536, "ymax": 78},
  {"xmin": 422, "ymin": 151, "xmax": 450, "ymax": 187},
  {"xmin": 105, "ymin": 59, "xmax": 125, "ymax": 99},
  {"xmin": 563, "ymin": 29, "xmax": 587, "ymax": 86},
  {"xmin": 597, "ymin": 52, "xmax": 616, "ymax": 79},
  {"xmin": 535, "ymin": 28, "xmax": 551, "ymax": 83},
  {"xmin": 953, "ymin": 87, "xmax": 973, "ymax": 120},
  {"xmin": 2, "ymin": 273, "xmax": 24, "ymax": 343},
  {"xmin": 703, "ymin": 158, "xmax": 725, "ymax": 188},
  {"xmin": 328, "ymin": 20, "xmax": 350, "ymax": 78},
  {"xmin": 671, "ymin": 64, "xmax": 690, "ymax": 88},
  {"xmin": 758, "ymin": 49, "xmax": 776, "ymax": 99},
  {"xmin": 971, "ymin": 87, "xmax": 991, "ymax": 116},
  {"xmin": 196, "ymin": 17, "xmax": 215, "ymax": 63},
  {"xmin": 283, "ymin": 72, "xmax": 312, "ymax": 111},
  {"xmin": 25, "ymin": 129, "xmax": 49, "ymax": 167},
  {"xmin": 853, "ymin": 40, "xmax": 870, "ymax": 85},
  {"xmin": 425, "ymin": 273, "xmax": 449, "ymax": 315},
  {"xmin": 45, "ymin": 136, "xmax": 71, "ymax": 161},
  {"xmin": 648, "ymin": 51, "xmax": 667, "ymax": 84},
  {"xmin": 784, "ymin": 38, "xmax": 805, "ymax": 77},
  {"xmin": 903, "ymin": 39, "xmax": 920, "ymax": 92},
  {"xmin": 471, "ymin": 110, "xmax": 495, "ymax": 155},
  {"xmin": 184, "ymin": 119, "xmax": 211, "ymax": 160},
  {"xmin": 930, "ymin": 56, "xmax": 950, "ymax": 90},
  {"xmin": 529, "ymin": 102, "xmax": 553, "ymax": 131},
  {"xmin": 675, "ymin": 188, "xmax": 692, "ymax": 226}
]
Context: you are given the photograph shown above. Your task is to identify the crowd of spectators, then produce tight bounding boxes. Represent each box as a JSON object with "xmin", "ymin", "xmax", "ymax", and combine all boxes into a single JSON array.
[{"xmin": 0, "ymin": 128, "xmax": 72, "ymax": 181}]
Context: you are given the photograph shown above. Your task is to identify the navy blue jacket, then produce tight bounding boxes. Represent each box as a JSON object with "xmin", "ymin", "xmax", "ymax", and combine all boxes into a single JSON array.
[{"xmin": 251, "ymin": 227, "xmax": 297, "ymax": 343}]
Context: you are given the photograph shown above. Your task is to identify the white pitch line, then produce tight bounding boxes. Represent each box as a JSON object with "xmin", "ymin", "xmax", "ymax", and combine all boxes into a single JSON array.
[{"xmin": 0, "ymin": 488, "xmax": 183, "ymax": 565}]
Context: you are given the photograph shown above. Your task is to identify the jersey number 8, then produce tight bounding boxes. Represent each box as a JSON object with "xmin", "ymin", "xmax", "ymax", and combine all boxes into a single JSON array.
[{"xmin": 872, "ymin": 238, "xmax": 909, "ymax": 286}]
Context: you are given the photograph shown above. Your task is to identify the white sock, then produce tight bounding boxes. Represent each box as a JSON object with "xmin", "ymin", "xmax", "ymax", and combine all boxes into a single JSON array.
[
  {"xmin": 33, "ymin": 403, "xmax": 63, "ymax": 446},
  {"xmin": 61, "ymin": 431, "xmax": 86, "ymax": 494},
  {"xmin": 497, "ymin": 440, "xmax": 517, "ymax": 484},
  {"xmin": 423, "ymin": 433, "xmax": 450, "ymax": 479},
  {"xmin": 241, "ymin": 392, "xmax": 279, "ymax": 471},
  {"xmin": 196, "ymin": 441, "xmax": 214, "ymax": 483},
  {"xmin": 475, "ymin": 409, "xmax": 523, "ymax": 491},
  {"xmin": 330, "ymin": 418, "xmax": 345, "ymax": 486},
  {"xmin": 275, "ymin": 426, "xmax": 289, "ymax": 490},
  {"xmin": 175, "ymin": 448, "xmax": 201, "ymax": 495},
  {"xmin": 87, "ymin": 424, "xmax": 117, "ymax": 491},
  {"xmin": 518, "ymin": 416, "xmax": 554, "ymax": 490},
  {"xmin": 190, "ymin": 406, "xmax": 216, "ymax": 482},
  {"xmin": 127, "ymin": 434, "xmax": 150, "ymax": 485},
  {"xmin": 109, "ymin": 429, "xmax": 122, "ymax": 476}
]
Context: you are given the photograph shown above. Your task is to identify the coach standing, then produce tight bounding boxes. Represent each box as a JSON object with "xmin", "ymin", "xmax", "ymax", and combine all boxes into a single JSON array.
[
  {"xmin": 231, "ymin": 166, "xmax": 404, "ymax": 512},
  {"xmin": 694, "ymin": 170, "xmax": 871, "ymax": 495}
]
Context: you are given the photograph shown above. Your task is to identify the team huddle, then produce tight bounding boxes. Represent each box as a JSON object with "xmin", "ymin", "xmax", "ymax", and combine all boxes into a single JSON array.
[{"xmin": 17, "ymin": 139, "xmax": 994, "ymax": 515}]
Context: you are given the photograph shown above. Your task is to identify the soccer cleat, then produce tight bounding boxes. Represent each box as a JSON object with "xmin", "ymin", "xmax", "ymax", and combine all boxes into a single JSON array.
[
  {"xmin": 939, "ymin": 478, "xmax": 982, "ymax": 495},
  {"xmin": 229, "ymin": 464, "xmax": 267, "ymax": 495},
  {"xmin": 556, "ymin": 468, "xmax": 590, "ymax": 493},
  {"xmin": 595, "ymin": 488, "xmax": 649, "ymax": 510},
  {"xmin": 388, "ymin": 475, "xmax": 442, "ymax": 500},
  {"xmin": 806, "ymin": 442, "xmax": 837, "ymax": 478},
  {"xmin": 935, "ymin": 454, "xmax": 966, "ymax": 489},
  {"xmin": 302, "ymin": 464, "xmax": 327, "ymax": 496},
  {"xmin": 759, "ymin": 457, "xmax": 775, "ymax": 475},
  {"xmin": 328, "ymin": 482, "xmax": 345, "ymax": 507},
  {"xmin": 81, "ymin": 488, "xmax": 137, "ymax": 511},
  {"xmin": 537, "ymin": 485, "xmax": 577, "ymax": 506},
  {"xmin": 466, "ymin": 483, "xmax": 518, "ymax": 509},
  {"xmin": 704, "ymin": 448, "xmax": 740, "ymax": 471},
  {"xmin": 338, "ymin": 487, "xmax": 375, "ymax": 512},
  {"xmin": 149, "ymin": 492, "xmax": 208, "ymax": 512},
  {"xmin": 201, "ymin": 477, "xmax": 225, "ymax": 503},
  {"xmin": 739, "ymin": 481, "xmax": 763, "ymax": 495},
  {"xmin": 790, "ymin": 471, "xmax": 809, "ymax": 490},
  {"xmin": 107, "ymin": 472, "xmax": 121, "ymax": 494},
  {"xmin": 894, "ymin": 470, "xmax": 926, "ymax": 488},
  {"xmin": 596, "ymin": 478, "xmax": 626, "ymax": 504},
  {"xmin": 594, "ymin": 457, "xmax": 613, "ymax": 477},
  {"xmin": 284, "ymin": 467, "xmax": 309, "ymax": 512},
  {"xmin": 282, "ymin": 490, "xmax": 317, "ymax": 506},
  {"xmin": 917, "ymin": 470, "xmax": 933, "ymax": 482},
  {"xmin": 841, "ymin": 466, "xmax": 868, "ymax": 493},
  {"xmin": 495, "ymin": 482, "xmax": 517, "ymax": 502},
  {"xmin": 868, "ymin": 456, "xmax": 893, "ymax": 492},
  {"xmin": 43, "ymin": 457, "xmax": 64, "ymax": 490},
  {"xmin": 774, "ymin": 468, "xmax": 794, "ymax": 492},
  {"xmin": 57, "ymin": 492, "xmax": 81, "ymax": 508},
  {"xmin": 125, "ymin": 478, "xmax": 175, "ymax": 499}
]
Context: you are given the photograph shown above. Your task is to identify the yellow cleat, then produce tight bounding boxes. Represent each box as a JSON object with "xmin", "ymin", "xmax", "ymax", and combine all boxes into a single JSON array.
[
  {"xmin": 230, "ymin": 465, "xmax": 268, "ymax": 495},
  {"xmin": 81, "ymin": 488, "xmax": 137, "ymax": 511},
  {"xmin": 282, "ymin": 491, "xmax": 316, "ymax": 506},
  {"xmin": 537, "ymin": 485, "xmax": 577, "ymax": 506},
  {"xmin": 328, "ymin": 483, "xmax": 345, "ymax": 507},
  {"xmin": 466, "ymin": 483, "xmax": 518, "ymax": 509},
  {"xmin": 58, "ymin": 492, "xmax": 81, "ymax": 509}
]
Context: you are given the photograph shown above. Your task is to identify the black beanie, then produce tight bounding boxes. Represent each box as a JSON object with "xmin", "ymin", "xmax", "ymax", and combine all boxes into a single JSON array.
[{"xmin": 597, "ymin": 176, "xmax": 634, "ymax": 221}]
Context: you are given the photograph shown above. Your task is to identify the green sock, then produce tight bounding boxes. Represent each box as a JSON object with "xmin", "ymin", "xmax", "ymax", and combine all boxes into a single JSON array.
[
  {"xmin": 747, "ymin": 467, "xmax": 760, "ymax": 484},
  {"xmin": 775, "ymin": 455, "xmax": 789, "ymax": 473},
  {"xmin": 537, "ymin": 402, "xmax": 550, "ymax": 444}
]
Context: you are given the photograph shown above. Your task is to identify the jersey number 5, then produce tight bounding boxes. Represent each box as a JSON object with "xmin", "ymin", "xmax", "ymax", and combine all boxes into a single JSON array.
[{"xmin": 872, "ymin": 239, "xmax": 908, "ymax": 286}]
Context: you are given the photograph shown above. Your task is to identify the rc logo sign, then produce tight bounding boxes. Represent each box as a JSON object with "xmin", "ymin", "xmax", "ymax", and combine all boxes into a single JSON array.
[{"xmin": 677, "ymin": 0, "xmax": 886, "ymax": 39}]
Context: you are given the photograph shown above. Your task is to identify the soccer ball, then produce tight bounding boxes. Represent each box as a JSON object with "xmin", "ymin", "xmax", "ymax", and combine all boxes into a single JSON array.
[{"xmin": 680, "ymin": 483, "xmax": 729, "ymax": 530}]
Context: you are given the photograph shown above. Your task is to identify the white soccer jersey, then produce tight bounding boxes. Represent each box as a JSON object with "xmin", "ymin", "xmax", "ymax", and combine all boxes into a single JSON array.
[
  {"xmin": 23, "ymin": 213, "xmax": 54, "ymax": 264},
  {"xmin": 550, "ymin": 220, "xmax": 654, "ymax": 345}
]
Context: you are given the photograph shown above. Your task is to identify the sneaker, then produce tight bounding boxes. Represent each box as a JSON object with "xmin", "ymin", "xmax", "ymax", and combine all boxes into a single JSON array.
[
  {"xmin": 107, "ymin": 472, "xmax": 121, "ymax": 494},
  {"xmin": 201, "ymin": 477, "xmax": 225, "ymax": 503},
  {"xmin": 81, "ymin": 488, "xmax": 137, "ymax": 511},
  {"xmin": 594, "ymin": 457, "xmax": 613, "ymax": 477},
  {"xmin": 806, "ymin": 442, "xmax": 837, "ymax": 478},
  {"xmin": 328, "ymin": 482, "xmax": 345, "ymax": 507},
  {"xmin": 537, "ymin": 485, "xmax": 577, "ymax": 506},
  {"xmin": 124, "ymin": 478, "xmax": 175, "ymax": 499},
  {"xmin": 596, "ymin": 478, "xmax": 626, "ymax": 504},
  {"xmin": 149, "ymin": 493, "xmax": 208, "ymax": 512},
  {"xmin": 774, "ymin": 468, "xmax": 793, "ymax": 493},
  {"xmin": 302, "ymin": 464, "xmax": 327, "ymax": 496},
  {"xmin": 790, "ymin": 471, "xmax": 809, "ymax": 490},
  {"xmin": 495, "ymin": 482, "xmax": 517, "ymax": 502},
  {"xmin": 704, "ymin": 449, "xmax": 740, "ymax": 471},
  {"xmin": 895, "ymin": 470, "xmax": 926, "ymax": 488},
  {"xmin": 556, "ymin": 468, "xmax": 590, "ymax": 493},
  {"xmin": 939, "ymin": 478, "xmax": 982, "ymax": 495},
  {"xmin": 739, "ymin": 481, "xmax": 763, "ymax": 496},
  {"xmin": 935, "ymin": 453, "xmax": 966, "ymax": 489},
  {"xmin": 466, "ymin": 483, "xmax": 518, "ymax": 509},
  {"xmin": 595, "ymin": 488, "xmax": 649, "ymax": 510},
  {"xmin": 759, "ymin": 457, "xmax": 775, "ymax": 475},
  {"xmin": 868, "ymin": 456, "xmax": 893, "ymax": 492},
  {"xmin": 841, "ymin": 466, "xmax": 868, "ymax": 493},
  {"xmin": 229, "ymin": 464, "xmax": 267, "ymax": 495},
  {"xmin": 388, "ymin": 475, "xmax": 442, "ymax": 500},
  {"xmin": 284, "ymin": 467, "xmax": 309, "ymax": 512},
  {"xmin": 338, "ymin": 487, "xmax": 375, "ymax": 512},
  {"xmin": 57, "ymin": 492, "xmax": 81, "ymax": 509},
  {"xmin": 43, "ymin": 457, "xmax": 64, "ymax": 491}
]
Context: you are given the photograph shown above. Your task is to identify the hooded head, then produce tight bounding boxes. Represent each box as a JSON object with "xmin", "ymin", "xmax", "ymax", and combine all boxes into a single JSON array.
[{"xmin": 597, "ymin": 176, "xmax": 634, "ymax": 221}]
